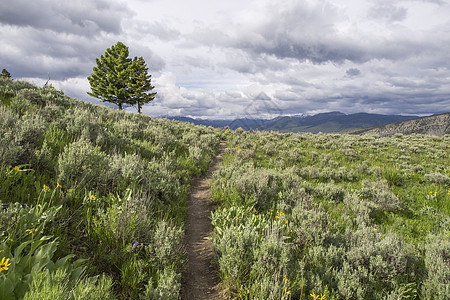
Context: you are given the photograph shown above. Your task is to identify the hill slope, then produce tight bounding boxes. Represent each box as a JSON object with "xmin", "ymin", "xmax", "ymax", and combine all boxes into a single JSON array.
[
  {"xmin": 0, "ymin": 77, "xmax": 222, "ymax": 299},
  {"xmin": 346, "ymin": 112, "xmax": 450, "ymax": 136}
]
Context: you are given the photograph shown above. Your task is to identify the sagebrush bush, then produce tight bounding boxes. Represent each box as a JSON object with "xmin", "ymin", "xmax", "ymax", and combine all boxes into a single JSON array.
[
  {"xmin": 422, "ymin": 233, "xmax": 450, "ymax": 299},
  {"xmin": 146, "ymin": 220, "xmax": 184, "ymax": 268},
  {"xmin": 0, "ymin": 79, "xmax": 224, "ymax": 299},
  {"xmin": 0, "ymin": 111, "xmax": 46, "ymax": 166},
  {"xmin": 424, "ymin": 172, "xmax": 449, "ymax": 184},
  {"xmin": 57, "ymin": 138, "xmax": 111, "ymax": 193},
  {"xmin": 211, "ymin": 127, "xmax": 449, "ymax": 298},
  {"xmin": 358, "ymin": 179, "xmax": 403, "ymax": 212},
  {"xmin": 142, "ymin": 267, "xmax": 181, "ymax": 300}
]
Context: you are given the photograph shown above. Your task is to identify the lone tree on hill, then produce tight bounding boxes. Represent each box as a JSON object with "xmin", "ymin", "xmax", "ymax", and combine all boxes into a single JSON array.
[
  {"xmin": 87, "ymin": 42, "xmax": 156, "ymax": 112},
  {"xmin": 128, "ymin": 56, "xmax": 157, "ymax": 113},
  {"xmin": 1, "ymin": 69, "xmax": 11, "ymax": 78}
]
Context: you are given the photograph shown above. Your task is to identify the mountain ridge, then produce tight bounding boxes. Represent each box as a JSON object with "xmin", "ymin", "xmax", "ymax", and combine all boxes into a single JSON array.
[
  {"xmin": 345, "ymin": 112, "xmax": 450, "ymax": 136},
  {"xmin": 166, "ymin": 112, "xmax": 422, "ymax": 133}
]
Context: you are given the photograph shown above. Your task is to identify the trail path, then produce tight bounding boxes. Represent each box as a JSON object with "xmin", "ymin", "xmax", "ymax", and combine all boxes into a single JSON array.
[{"xmin": 180, "ymin": 141, "xmax": 226, "ymax": 300}]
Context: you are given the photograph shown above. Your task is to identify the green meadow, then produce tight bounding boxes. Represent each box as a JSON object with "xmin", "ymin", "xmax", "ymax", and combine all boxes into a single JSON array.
[
  {"xmin": 211, "ymin": 129, "xmax": 449, "ymax": 299},
  {"xmin": 1, "ymin": 77, "xmax": 449, "ymax": 299}
]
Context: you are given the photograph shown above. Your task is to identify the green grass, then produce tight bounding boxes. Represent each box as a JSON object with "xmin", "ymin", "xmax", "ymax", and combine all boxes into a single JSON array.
[
  {"xmin": 210, "ymin": 130, "xmax": 449, "ymax": 299},
  {"xmin": 0, "ymin": 77, "xmax": 222, "ymax": 299}
]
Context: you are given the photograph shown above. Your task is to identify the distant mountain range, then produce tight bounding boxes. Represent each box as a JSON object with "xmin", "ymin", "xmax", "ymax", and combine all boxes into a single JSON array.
[
  {"xmin": 166, "ymin": 112, "xmax": 423, "ymax": 133},
  {"xmin": 345, "ymin": 112, "xmax": 450, "ymax": 136}
]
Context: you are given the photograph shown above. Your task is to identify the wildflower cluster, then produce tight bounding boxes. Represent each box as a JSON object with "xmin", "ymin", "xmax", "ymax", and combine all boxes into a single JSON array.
[
  {"xmin": 26, "ymin": 228, "xmax": 37, "ymax": 234},
  {"xmin": 310, "ymin": 292, "xmax": 326, "ymax": 299},
  {"xmin": 283, "ymin": 275, "xmax": 291, "ymax": 295},
  {"xmin": 0, "ymin": 257, "xmax": 11, "ymax": 272}
]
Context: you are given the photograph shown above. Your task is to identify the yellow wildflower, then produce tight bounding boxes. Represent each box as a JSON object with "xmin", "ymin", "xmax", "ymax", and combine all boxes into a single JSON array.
[
  {"xmin": 57, "ymin": 182, "xmax": 62, "ymax": 188},
  {"xmin": 283, "ymin": 275, "xmax": 288, "ymax": 283},
  {"xmin": 0, "ymin": 257, "xmax": 11, "ymax": 272},
  {"xmin": 26, "ymin": 228, "xmax": 37, "ymax": 234},
  {"xmin": 310, "ymin": 293, "xmax": 320, "ymax": 299},
  {"xmin": 43, "ymin": 184, "xmax": 50, "ymax": 191},
  {"xmin": 90, "ymin": 195, "xmax": 96, "ymax": 201},
  {"xmin": 284, "ymin": 286, "xmax": 291, "ymax": 295},
  {"xmin": 14, "ymin": 166, "xmax": 19, "ymax": 171},
  {"xmin": 321, "ymin": 294, "xmax": 327, "ymax": 300}
]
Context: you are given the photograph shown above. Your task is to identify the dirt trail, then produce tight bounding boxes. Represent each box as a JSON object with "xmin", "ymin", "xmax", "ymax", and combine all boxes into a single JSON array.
[{"xmin": 180, "ymin": 141, "xmax": 226, "ymax": 300}]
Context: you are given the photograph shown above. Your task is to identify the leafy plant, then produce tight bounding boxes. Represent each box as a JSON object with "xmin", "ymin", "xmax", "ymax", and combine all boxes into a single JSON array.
[{"xmin": 0, "ymin": 236, "xmax": 85, "ymax": 299}]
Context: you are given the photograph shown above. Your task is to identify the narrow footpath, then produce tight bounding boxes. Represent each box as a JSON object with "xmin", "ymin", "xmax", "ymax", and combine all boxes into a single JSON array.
[{"xmin": 180, "ymin": 141, "xmax": 226, "ymax": 300}]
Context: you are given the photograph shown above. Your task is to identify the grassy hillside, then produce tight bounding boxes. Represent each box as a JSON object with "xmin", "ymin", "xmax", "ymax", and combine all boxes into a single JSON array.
[
  {"xmin": 212, "ymin": 129, "xmax": 449, "ymax": 299},
  {"xmin": 0, "ymin": 77, "xmax": 222, "ymax": 299},
  {"xmin": 1, "ymin": 76, "xmax": 449, "ymax": 299},
  {"xmin": 346, "ymin": 112, "xmax": 450, "ymax": 137}
]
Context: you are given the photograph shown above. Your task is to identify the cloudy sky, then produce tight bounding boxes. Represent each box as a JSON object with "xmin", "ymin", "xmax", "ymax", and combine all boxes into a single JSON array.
[{"xmin": 1, "ymin": 0, "xmax": 449, "ymax": 119}]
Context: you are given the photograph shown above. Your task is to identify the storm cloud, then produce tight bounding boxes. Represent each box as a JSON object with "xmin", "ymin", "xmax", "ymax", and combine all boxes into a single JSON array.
[
  {"xmin": 1, "ymin": 0, "xmax": 449, "ymax": 118},
  {"xmin": 0, "ymin": 0, "xmax": 129, "ymax": 35}
]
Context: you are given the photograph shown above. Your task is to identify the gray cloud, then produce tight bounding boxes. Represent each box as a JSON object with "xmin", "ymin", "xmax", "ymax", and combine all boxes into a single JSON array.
[
  {"xmin": 254, "ymin": 91, "xmax": 271, "ymax": 101},
  {"xmin": 1, "ymin": 0, "xmax": 449, "ymax": 119},
  {"xmin": 346, "ymin": 68, "xmax": 361, "ymax": 77},
  {"xmin": 0, "ymin": 0, "xmax": 130, "ymax": 36},
  {"xmin": 0, "ymin": 25, "xmax": 118, "ymax": 80},
  {"xmin": 0, "ymin": 0, "xmax": 164, "ymax": 81},
  {"xmin": 130, "ymin": 21, "xmax": 181, "ymax": 41},
  {"xmin": 0, "ymin": 0, "xmax": 134, "ymax": 81},
  {"xmin": 202, "ymin": 0, "xmax": 449, "ymax": 68},
  {"xmin": 368, "ymin": 2, "xmax": 408, "ymax": 22}
]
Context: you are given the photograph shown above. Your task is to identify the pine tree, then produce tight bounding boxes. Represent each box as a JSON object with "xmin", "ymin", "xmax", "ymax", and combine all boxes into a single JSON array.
[
  {"xmin": 87, "ymin": 42, "xmax": 156, "ymax": 111},
  {"xmin": 128, "ymin": 56, "xmax": 156, "ymax": 113},
  {"xmin": 1, "ymin": 69, "xmax": 11, "ymax": 78}
]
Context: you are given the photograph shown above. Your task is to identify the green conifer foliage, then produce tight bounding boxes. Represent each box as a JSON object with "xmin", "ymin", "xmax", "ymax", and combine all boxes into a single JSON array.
[
  {"xmin": 87, "ymin": 42, "xmax": 156, "ymax": 111},
  {"xmin": 1, "ymin": 69, "xmax": 11, "ymax": 78},
  {"xmin": 129, "ymin": 56, "xmax": 156, "ymax": 113}
]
